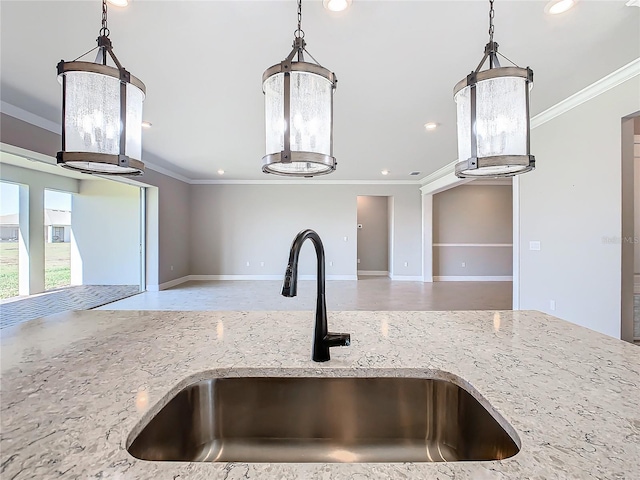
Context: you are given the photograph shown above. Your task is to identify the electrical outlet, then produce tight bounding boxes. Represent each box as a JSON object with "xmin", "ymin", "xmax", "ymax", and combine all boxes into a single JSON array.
[
  {"xmin": 357, "ymin": 258, "xmax": 361, "ymax": 264},
  {"xmin": 461, "ymin": 262, "xmax": 466, "ymax": 268},
  {"xmin": 550, "ymin": 300, "xmax": 556, "ymax": 311},
  {"xmin": 260, "ymin": 262, "xmax": 264, "ymax": 267},
  {"xmin": 246, "ymin": 261, "xmax": 250, "ymax": 267},
  {"xmin": 404, "ymin": 262, "xmax": 408, "ymax": 267},
  {"xmin": 529, "ymin": 241, "xmax": 541, "ymax": 251},
  {"xmin": 170, "ymin": 265, "xmax": 174, "ymax": 271},
  {"xmin": 329, "ymin": 261, "xmax": 333, "ymax": 267},
  {"xmin": 344, "ymin": 236, "xmax": 348, "ymax": 242}
]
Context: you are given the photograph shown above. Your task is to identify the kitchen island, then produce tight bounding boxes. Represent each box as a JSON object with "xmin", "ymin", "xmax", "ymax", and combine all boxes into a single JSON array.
[{"xmin": 1, "ymin": 310, "xmax": 639, "ymax": 479}]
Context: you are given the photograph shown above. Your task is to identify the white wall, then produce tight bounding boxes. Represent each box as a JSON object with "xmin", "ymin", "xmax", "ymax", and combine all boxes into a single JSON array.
[
  {"xmin": 433, "ymin": 184, "xmax": 512, "ymax": 279},
  {"xmin": 72, "ymin": 179, "xmax": 141, "ymax": 285},
  {"xmin": 518, "ymin": 77, "xmax": 640, "ymax": 339},
  {"xmin": 357, "ymin": 196, "xmax": 389, "ymax": 273},
  {"xmin": 189, "ymin": 184, "xmax": 422, "ymax": 279}
]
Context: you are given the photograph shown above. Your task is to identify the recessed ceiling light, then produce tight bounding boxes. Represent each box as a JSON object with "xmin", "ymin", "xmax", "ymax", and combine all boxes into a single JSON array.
[
  {"xmin": 107, "ymin": 0, "xmax": 129, "ymax": 6},
  {"xmin": 545, "ymin": 0, "xmax": 577, "ymax": 15},
  {"xmin": 141, "ymin": 121, "xmax": 152, "ymax": 129},
  {"xmin": 217, "ymin": 169, "xmax": 225, "ymax": 175},
  {"xmin": 323, "ymin": 0, "xmax": 352, "ymax": 12},
  {"xmin": 381, "ymin": 170, "xmax": 389, "ymax": 176},
  {"xmin": 424, "ymin": 122, "xmax": 438, "ymax": 131}
]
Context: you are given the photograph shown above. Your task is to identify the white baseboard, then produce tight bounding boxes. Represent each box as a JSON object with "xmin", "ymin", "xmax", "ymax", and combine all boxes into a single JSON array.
[
  {"xmin": 389, "ymin": 275, "xmax": 424, "ymax": 282},
  {"xmin": 188, "ymin": 274, "xmax": 358, "ymax": 282},
  {"xmin": 434, "ymin": 276, "xmax": 513, "ymax": 282},
  {"xmin": 357, "ymin": 270, "xmax": 389, "ymax": 276},
  {"xmin": 147, "ymin": 275, "xmax": 191, "ymax": 291},
  {"xmin": 190, "ymin": 274, "xmax": 282, "ymax": 281}
]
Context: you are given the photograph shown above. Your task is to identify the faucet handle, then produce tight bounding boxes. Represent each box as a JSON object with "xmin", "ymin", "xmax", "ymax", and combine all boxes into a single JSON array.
[{"xmin": 324, "ymin": 332, "xmax": 351, "ymax": 347}]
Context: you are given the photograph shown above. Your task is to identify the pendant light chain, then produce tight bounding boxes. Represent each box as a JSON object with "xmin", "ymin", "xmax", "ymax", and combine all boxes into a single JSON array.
[
  {"xmin": 488, "ymin": 0, "xmax": 495, "ymax": 44},
  {"xmin": 100, "ymin": 0, "xmax": 110, "ymax": 38},
  {"xmin": 294, "ymin": 0, "xmax": 305, "ymax": 38}
]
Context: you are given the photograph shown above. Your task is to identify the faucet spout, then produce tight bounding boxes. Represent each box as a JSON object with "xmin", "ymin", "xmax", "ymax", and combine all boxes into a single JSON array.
[{"xmin": 281, "ymin": 229, "xmax": 351, "ymax": 362}]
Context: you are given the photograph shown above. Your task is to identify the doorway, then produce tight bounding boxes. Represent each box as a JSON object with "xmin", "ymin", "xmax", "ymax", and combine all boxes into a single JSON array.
[
  {"xmin": 356, "ymin": 196, "xmax": 390, "ymax": 277},
  {"xmin": 621, "ymin": 114, "xmax": 639, "ymax": 343},
  {"xmin": 633, "ymin": 118, "xmax": 639, "ymax": 343}
]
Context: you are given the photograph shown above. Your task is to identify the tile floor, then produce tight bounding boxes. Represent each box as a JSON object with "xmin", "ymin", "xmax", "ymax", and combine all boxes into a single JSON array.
[
  {"xmin": 0, "ymin": 285, "xmax": 140, "ymax": 329},
  {"xmin": 100, "ymin": 277, "xmax": 513, "ymax": 312}
]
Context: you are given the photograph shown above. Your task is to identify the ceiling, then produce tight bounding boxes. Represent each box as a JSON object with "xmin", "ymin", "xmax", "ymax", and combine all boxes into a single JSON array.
[{"xmin": 1, "ymin": 1, "xmax": 638, "ymax": 182}]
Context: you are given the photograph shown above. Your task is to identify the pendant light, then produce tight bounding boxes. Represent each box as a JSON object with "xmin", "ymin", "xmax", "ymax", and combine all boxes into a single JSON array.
[
  {"xmin": 453, "ymin": 0, "xmax": 535, "ymax": 178},
  {"xmin": 262, "ymin": 0, "xmax": 337, "ymax": 177},
  {"xmin": 57, "ymin": 0, "xmax": 146, "ymax": 176}
]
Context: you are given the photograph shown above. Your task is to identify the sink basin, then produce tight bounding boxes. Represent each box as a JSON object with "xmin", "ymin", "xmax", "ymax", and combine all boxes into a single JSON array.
[{"xmin": 128, "ymin": 376, "xmax": 520, "ymax": 463}]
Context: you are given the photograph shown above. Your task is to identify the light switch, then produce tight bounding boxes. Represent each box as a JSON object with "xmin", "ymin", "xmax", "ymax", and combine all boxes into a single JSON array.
[
  {"xmin": 529, "ymin": 241, "xmax": 541, "ymax": 251},
  {"xmin": 344, "ymin": 236, "xmax": 348, "ymax": 242}
]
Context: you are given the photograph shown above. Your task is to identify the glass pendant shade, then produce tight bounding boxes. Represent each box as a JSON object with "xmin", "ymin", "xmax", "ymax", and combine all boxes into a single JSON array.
[
  {"xmin": 454, "ymin": 67, "xmax": 534, "ymax": 178},
  {"xmin": 57, "ymin": 59, "xmax": 146, "ymax": 175},
  {"xmin": 262, "ymin": 59, "xmax": 337, "ymax": 177}
]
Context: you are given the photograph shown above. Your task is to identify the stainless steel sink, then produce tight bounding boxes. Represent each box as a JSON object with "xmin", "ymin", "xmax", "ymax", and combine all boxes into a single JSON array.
[{"xmin": 127, "ymin": 377, "xmax": 519, "ymax": 463}]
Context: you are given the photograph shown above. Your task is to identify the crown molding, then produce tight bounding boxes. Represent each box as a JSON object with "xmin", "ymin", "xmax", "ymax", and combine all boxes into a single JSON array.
[
  {"xmin": 0, "ymin": 101, "xmax": 195, "ymax": 184},
  {"xmin": 1, "ymin": 101, "xmax": 60, "ymax": 134},
  {"xmin": 531, "ymin": 58, "xmax": 640, "ymax": 129},
  {"xmin": 143, "ymin": 161, "xmax": 191, "ymax": 184},
  {"xmin": 418, "ymin": 159, "xmax": 457, "ymax": 186},
  {"xmin": 190, "ymin": 179, "xmax": 420, "ymax": 185},
  {"xmin": 420, "ymin": 59, "xmax": 640, "ymax": 193}
]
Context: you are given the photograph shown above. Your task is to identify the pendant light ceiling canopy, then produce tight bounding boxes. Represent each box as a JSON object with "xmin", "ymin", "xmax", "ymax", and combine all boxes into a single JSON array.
[
  {"xmin": 57, "ymin": 0, "xmax": 146, "ymax": 176},
  {"xmin": 454, "ymin": 0, "xmax": 535, "ymax": 178},
  {"xmin": 262, "ymin": 0, "xmax": 338, "ymax": 178}
]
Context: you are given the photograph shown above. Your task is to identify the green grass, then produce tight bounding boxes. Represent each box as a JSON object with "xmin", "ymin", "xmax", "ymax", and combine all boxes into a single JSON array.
[
  {"xmin": 0, "ymin": 243, "xmax": 19, "ymax": 299},
  {"xmin": 0, "ymin": 242, "xmax": 71, "ymax": 299}
]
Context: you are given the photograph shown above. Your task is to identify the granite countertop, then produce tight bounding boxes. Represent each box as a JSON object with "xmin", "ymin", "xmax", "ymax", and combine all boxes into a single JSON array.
[{"xmin": 1, "ymin": 310, "xmax": 639, "ymax": 479}]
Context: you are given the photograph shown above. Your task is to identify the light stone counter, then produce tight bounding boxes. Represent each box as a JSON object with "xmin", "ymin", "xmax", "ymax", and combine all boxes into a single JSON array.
[{"xmin": 1, "ymin": 310, "xmax": 639, "ymax": 479}]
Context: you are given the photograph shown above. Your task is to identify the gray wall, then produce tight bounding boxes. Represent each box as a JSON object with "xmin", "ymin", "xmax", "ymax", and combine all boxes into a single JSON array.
[
  {"xmin": 634, "ymin": 122, "xmax": 640, "ymax": 277},
  {"xmin": 141, "ymin": 169, "xmax": 190, "ymax": 286},
  {"xmin": 518, "ymin": 77, "xmax": 640, "ymax": 339},
  {"xmin": 433, "ymin": 184, "xmax": 512, "ymax": 277},
  {"xmin": 189, "ymin": 184, "xmax": 422, "ymax": 279},
  {"xmin": 72, "ymin": 179, "xmax": 141, "ymax": 286},
  {"xmin": 357, "ymin": 196, "xmax": 389, "ymax": 272}
]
